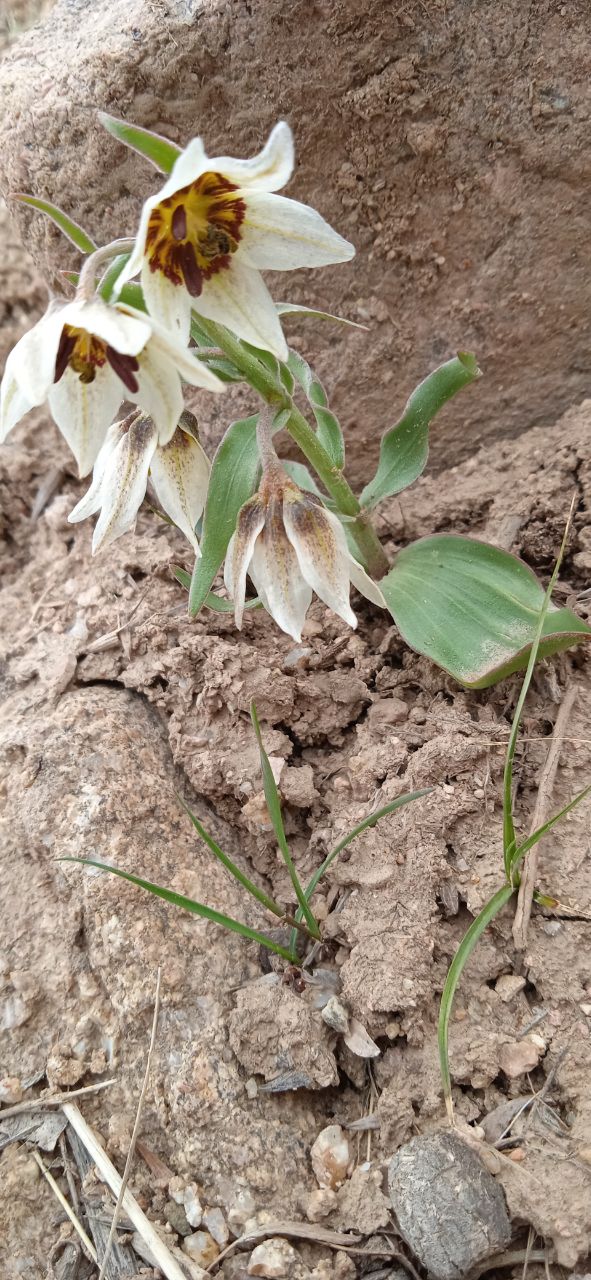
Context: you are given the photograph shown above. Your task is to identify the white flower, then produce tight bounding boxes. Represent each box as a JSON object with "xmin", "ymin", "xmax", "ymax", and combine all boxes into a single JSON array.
[
  {"xmin": 0, "ymin": 296, "xmax": 223, "ymax": 477},
  {"xmin": 115, "ymin": 121, "xmax": 354, "ymax": 358},
  {"xmin": 224, "ymin": 466, "xmax": 386, "ymax": 641},
  {"xmin": 68, "ymin": 409, "xmax": 210, "ymax": 554}
]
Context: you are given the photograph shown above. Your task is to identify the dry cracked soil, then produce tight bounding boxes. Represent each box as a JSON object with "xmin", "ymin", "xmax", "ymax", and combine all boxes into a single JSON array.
[{"xmin": 1, "ymin": 3, "xmax": 591, "ymax": 1280}]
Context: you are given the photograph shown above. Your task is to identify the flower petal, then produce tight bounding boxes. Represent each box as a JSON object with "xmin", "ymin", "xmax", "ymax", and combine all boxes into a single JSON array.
[
  {"xmin": 283, "ymin": 494, "xmax": 357, "ymax": 628},
  {"xmin": 114, "ymin": 139, "xmax": 208, "ymax": 295},
  {"xmin": 348, "ymin": 555, "xmax": 388, "ymax": 609},
  {"xmin": 68, "ymin": 418, "xmax": 129, "ymax": 523},
  {"xmin": 149, "ymin": 426, "xmax": 210, "ymax": 553},
  {"xmin": 248, "ymin": 500, "xmax": 312, "ymax": 641},
  {"xmin": 48, "ymin": 363, "xmax": 124, "ymax": 477},
  {"xmin": 129, "ymin": 341, "xmax": 183, "ymax": 445},
  {"xmin": 195, "ymin": 258, "xmax": 288, "ymax": 359},
  {"xmin": 91, "ymin": 415, "xmax": 158, "ymax": 553},
  {"xmin": 207, "ymin": 121, "xmax": 294, "ymax": 192},
  {"xmin": 240, "ymin": 192, "xmax": 355, "ymax": 271},
  {"xmin": 136, "ymin": 313, "xmax": 224, "ymax": 392},
  {"xmin": 62, "ymin": 298, "xmax": 151, "ymax": 355},
  {"xmin": 224, "ymin": 497, "xmax": 266, "ymax": 629},
  {"xmin": 8, "ymin": 307, "xmax": 65, "ymax": 404},
  {"xmin": 140, "ymin": 259, "xmax": 193, "ymax": 345},
  {"xmin": 0, "ymin": 344, "xmax": 35, "ymax": 441}
]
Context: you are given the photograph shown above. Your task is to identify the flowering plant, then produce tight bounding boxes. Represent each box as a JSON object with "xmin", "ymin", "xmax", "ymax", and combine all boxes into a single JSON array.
[{"xmin": 2, "ymin": 113, "xmax": 589, "ymax": 686}]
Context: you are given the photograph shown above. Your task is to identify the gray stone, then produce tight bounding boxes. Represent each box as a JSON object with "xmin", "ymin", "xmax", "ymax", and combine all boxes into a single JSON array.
[{"xmin": 387, "ymin": 1132, "xmax": 511, "ymax": 1280}]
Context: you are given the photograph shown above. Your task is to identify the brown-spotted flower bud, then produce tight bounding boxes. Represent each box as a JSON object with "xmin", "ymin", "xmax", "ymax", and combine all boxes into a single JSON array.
[{"xmin": 224, "ymin": 465, "xmax": 386, "ymax": 641}]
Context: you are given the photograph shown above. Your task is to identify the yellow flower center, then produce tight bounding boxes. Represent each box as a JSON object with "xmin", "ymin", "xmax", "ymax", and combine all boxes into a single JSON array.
[
  {"xmin": 145, "ymin": 171, "xmax": 245, "ymax": 296},
  {"xmin": 54, "ymin": 326, "xmax": 140, "ymax": 393}
]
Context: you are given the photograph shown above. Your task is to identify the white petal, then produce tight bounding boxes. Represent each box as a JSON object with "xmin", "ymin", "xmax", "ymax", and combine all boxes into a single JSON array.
[
  {"xmin": 61, "ymin": 298, "xmax": 151, "ymax": 355},
  {"xmin": 142, "ymin": 318, "xmax": 224, "ymax": 392},
  {"xmin": 149, "ymin": 428, "xmax": 210, "ymax": 553},
  {"xmin": 114, "ymin": 139, "xmax": 208, "ymax": 295},
  {"xmin": 224, "ymin": 501, "xmax": 266, "ymax": 630},
  {"xmin": 128, "ymin": 341, "xmax": 183, "ymax": 446},
  {"xmin": 195, "ymin": 259, "xmax": 288, "ymax": 359},
  {"xmin": 208, "ymin": 122, "xmax": 294, "ymax": 192},
  {"xmin": 249, "ymin": 510, "xmax": 312, "ymax": 641},
  {"xmin": 48, "ymin": 363, "xmax": 123, "ymax": 477},
  {"xmin": 283, "ymin": 496, "xmax": 357, "ymax": 629},
  {"xmin": 140, "ymin": 259, "xmax": 193, "ymax": 345},
  {"xmin": 8, "ymin": 307, "xmax": 65, "ymax": 404},
  {"xmin": 0, "ymin": 344, "xmax": 35, "ymax": 441},
  {"xmin": 348, "ymin": 555, "xmax": 388, "ymax": 609},
  {"xmin": 240, "ymin": 192, "xmax": 355, "ymax": 271},
  {"xmin": 68, "ymin": 418, "xmax": 129, "ymax": 523},
  {"xmin": 91, "ymin": 416, "xmax": 158, "ymax": 553}
]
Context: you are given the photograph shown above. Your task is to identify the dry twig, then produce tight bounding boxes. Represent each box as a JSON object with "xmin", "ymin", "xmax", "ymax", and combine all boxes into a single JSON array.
[
  {"xmin": 0, "ymin": 1077, "xmax": 115, "ymax": 1120},
  {"xmin": 32, "ymin": 1149, "xmax": 97, "ymax": 1263}
]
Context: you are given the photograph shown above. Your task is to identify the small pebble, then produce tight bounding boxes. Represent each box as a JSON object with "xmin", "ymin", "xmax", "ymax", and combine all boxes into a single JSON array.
[
  {"xmin": 343, "ymin": 1017, "xmax": 380, "ymax": 1059},
  {"xmin": 507, "ymin": 1148, "xmax": 526, "ymax": 1162},
  {"xmin": 182, "ymin": 1231, "xmax": 220, "ymax": 1268},
  {"xmin": 248, "ymin": 1238, "xmax": 298, "ymax": 1278},
  {"xmin": 577, "ymin": 1146, "xmax": 591, "ymax": 1165},
  {"xmin": 0, "ymin": 1076, "xmax": 23, "ymax": 1105},
  {"xmin": 227, "ymin": 1189, "xmax": 256, "ymax": 1235},
  {"xmin": 321, "ymin": 995, "xmax": 350, "ymax": 1035},
  {"xmin": 311, "ymin": 1124, "xmax": 352, "ymax": 1190},
  {"xmin": 495, "ymin": 974, "xmax": 526, "ymax": 1004},
  {"xmin": 306, "ymin": 1188, "xmax": 338, "ymax": 1222},
  {"xmin": 183, "ymin": 1184, "xmax": 203, "ymax": 1228},
  {"xmin": 203, "ymin": 1207, "xmax": 229, "ymax": 1247},
  {"xmin": 165, "ymin": 1199, "xmax": 192, "ymax": 1237},
  {"xmin": 498, "ymin": 1039, "xmax": 541, "ymax": 1079},
  {"xmin": 245, "ymin": 1077, "xmax": 258, "ymax": 1099}
]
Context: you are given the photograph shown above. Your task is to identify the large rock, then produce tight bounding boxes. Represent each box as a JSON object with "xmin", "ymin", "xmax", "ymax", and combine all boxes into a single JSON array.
[{"xmin": 1, "ymin": 1, "xmax": 591, "ymax": 478}]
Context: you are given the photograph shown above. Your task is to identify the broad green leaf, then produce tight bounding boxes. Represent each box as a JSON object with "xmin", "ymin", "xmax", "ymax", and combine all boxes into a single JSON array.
[
  {"xmin": 250, "ymin": 703, "xmax": 320, "ymax": 939},
  {"xmin": 179, "ymin": 797, "xmax": 285, "ymax": 918},
  {"xmin": 438, "ymin": 884, "xmax": 515, "ymax": 1119},
  {"xmin": 281, "ymin": 462, "xmax": 325, "ymax": 499},
  {"xmin": 276, "ymin": 302, "xmax": 367, "ymax": 330},
  {"xmin": 172, "ymin": 565, "xmax": 261, "ymax": 613},
  {"xmin": 98, "ymin": 112, "xmax": 181, "ymax": 173},
  {"xmin": 12, "ymin": 194, "xmax": 96, "ymax": 254},
  {"xmin": 360, "ymin": 354, "xmax": 480, "ymax": 509},
  {"xmin": 381, "ymin": 535, "xmax": 591, "ymax": 688},
  {"xmin": 287, "ymin": 350, "xmax": 345, "ymax": 469},
  {"xmin": 188, "ymin": 416, "xmax": 260, "ymax": 616},
  {"xmin": 63, "ymin": 858, "xmax": 298, "ymax": 962}
]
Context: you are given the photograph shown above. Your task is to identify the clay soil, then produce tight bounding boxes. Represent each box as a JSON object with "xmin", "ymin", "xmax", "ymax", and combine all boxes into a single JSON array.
[{"xmin": 1, "ymin": 3, "xmax": 591, "ymax": 1280}]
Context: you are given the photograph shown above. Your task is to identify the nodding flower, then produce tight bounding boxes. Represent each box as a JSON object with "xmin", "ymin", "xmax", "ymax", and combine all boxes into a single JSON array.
[
  {"xmin": 0, "ymin": 296, "xmax": 223, "ymax": 477},
  {"xmin": 115, "ymin": 121, "xmax": 355, "ymax": 358},
  {"xmin": 224, "ymin": 462, "xmax": 386, "ymax": 641}
]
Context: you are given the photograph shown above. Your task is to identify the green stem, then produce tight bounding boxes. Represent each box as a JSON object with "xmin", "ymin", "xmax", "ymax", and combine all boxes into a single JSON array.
[{"xmin": 193, "ymin": 316, "xmax": 390, "ymax": 579}]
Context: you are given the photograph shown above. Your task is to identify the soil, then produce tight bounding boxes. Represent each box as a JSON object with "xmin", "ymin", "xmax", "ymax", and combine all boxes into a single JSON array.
[{"xmin": 1, "ymin": 3, "xmax": 591, "ymax": 1280}]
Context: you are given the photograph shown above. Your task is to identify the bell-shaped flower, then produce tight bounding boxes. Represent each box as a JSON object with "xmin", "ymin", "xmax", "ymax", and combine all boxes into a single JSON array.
[
  {"xmin": 224, "ymin": 465, "xmax": 386, "ymax": 641},
  {"xmin": 68, "ymin": 409, "xmax": 210, "ymax": 554},
  {"xmin": 115, "ymin": 121, "xmax": 354, "ymax": 358},
  {"xmin": 0, "ymin": 296, "xmax": 223, "ymax": 477}
]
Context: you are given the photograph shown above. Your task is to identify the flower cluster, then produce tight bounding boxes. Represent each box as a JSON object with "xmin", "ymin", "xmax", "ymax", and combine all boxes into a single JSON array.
[{"xmin": 0, "ymin": 117, "xmax": 384, "ymax": 637}]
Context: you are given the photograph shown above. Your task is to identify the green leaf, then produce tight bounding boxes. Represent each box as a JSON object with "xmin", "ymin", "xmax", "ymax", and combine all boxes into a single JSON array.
[
  {"xmin": 188, "ymin": 416, "xmax": 260, "ymax": 616},
  {"xmin": 62, "ymin": 858, "xmax": 298, "ymax": 962},
  {"xmin": 179, "ymin": 797, "xmax": 285, "ymax": 918},
  {"xmin": 438, "ymin": 884, "xmax": 515, "ymax": 1120},
  {"xmin": 98, "ymin": 112, "xmax": 182, "ymax": 173},
  {"xmin": 250, "ymin": 703, "xmax": 320, "ymax": 939},
  {"xmin": 173, "ymin": 565, "xmax": 260, "ymax": 613},
  {"xmin": 360, "ymin": 354, "xmax": 481, "ymax": 509},
  {"xmin": 281, "ymin": 462, "xmax": 326, "ymax": 499},
  {"xmin": 511, "ymin": 783, "xmax": 591, "ymax": 871},
  {"xmin": 380, "ymin": 535, "xmax": 591, "ymax": 689},
  {"xmin": 12, "ymin": 194, "xmax": 97, "ymax": 254},
  {"xmin": 276, "ymin": 302, "xmax": 367, "ymax": 330},
  {"xmin": 287, "ymin": 350, "xmax": 345, "ymax": 469},
  {"xmin": 99, "ymin": 252, "xmax": 131, "ymax": 301}
]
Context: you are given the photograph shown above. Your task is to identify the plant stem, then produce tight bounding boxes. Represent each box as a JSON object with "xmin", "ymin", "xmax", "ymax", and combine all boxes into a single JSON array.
[
  {"xmin": 76, "ymin": 238, "xmax": 136, "ymax": 301},
  {"xmin": 194, "ymin": 316, "xmax": 390, "ymax": 578}
]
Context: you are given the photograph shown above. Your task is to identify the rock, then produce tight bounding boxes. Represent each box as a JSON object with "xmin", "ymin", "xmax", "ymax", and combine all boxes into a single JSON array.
[
  {"xmin": 335, "ymin": 1166, "xmax": 390, "ymax": 1234},
  {"xmin": 498, "ymin": 1038, "xmax": 541, "ymax": 1079},
  {"xmin": 165, "ymin": 1198, "xmax": 192, "ymax": 1237},
  {"xmin": 321, "ymin": 996, "xmax": 350, "ymax": 1035},
  {"xmin": 310, "ymin": 1125, "xmax": 352, "ymax": 1190},
  {"xmin": 305, "ymin": 1189, "xmax": 338, "ymax": 1222},
  {"xmin": 182, "ymin": 1230, "xmax": 220, "ymax": 1268},
  {"xmin": 247, "ymin": 1239, "xmax": 299, "ymax": 1277},
  {"xmin": 343, "ymin": 1017, "xmax": 380, "ymax": 1059},
  {"xmin": 169, "ymin": 1179, "xmax": 203, "ymax": 1228},
  {"xmin": 388, "ymin": 1132, "xmax": 511, "ymax": 1280},
  {"xmin": 227, "ymin": 1189, "xmax": 257, "ymax": 1236},
  {"xmin": 0, "ymin": 1077, "xmax": 23, "ymax": 1105},
  {"xmin": 203, "ymin": 1206, "xmax": 229, "ymax": 1247},
  {"xmin": 495, "ymin": 974, "xmax": 526, "ymax": 1003}
]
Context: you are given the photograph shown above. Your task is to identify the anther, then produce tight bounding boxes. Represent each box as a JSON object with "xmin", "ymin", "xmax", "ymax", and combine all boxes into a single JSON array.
[{"xmin": 171, "ymin": 205, "xmax": 187, "ymax": 241}]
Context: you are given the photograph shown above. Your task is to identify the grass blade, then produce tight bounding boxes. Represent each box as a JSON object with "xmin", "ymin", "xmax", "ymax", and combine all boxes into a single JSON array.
[
  {"xmin": 172, "ymin": 566, "xmax": 261, "ymax": 613},
  {"xmin": 178, "ymin": 796, "xmax": 286, "ymax": 919},
  {"xmin": 250, "ymin": 703, "xmax": 320, "ymax": 939},
  {"xmin": 503, "ymin": 500, "xmax": 575, "ymax": 878},
  {"xmin": 511, "ymin": 782, "xmax": 591, "ymax": 869},
  {"xmin": 11, "ymin": 194, "xmax": 97, "ymax": 254},
  {"xmin": 438, "ymin": 884, "xmax": 515, "ymax": 1120},
  {"xmin": 62, "ymin": 858, "xmax": 297, "ymax": 962}
]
